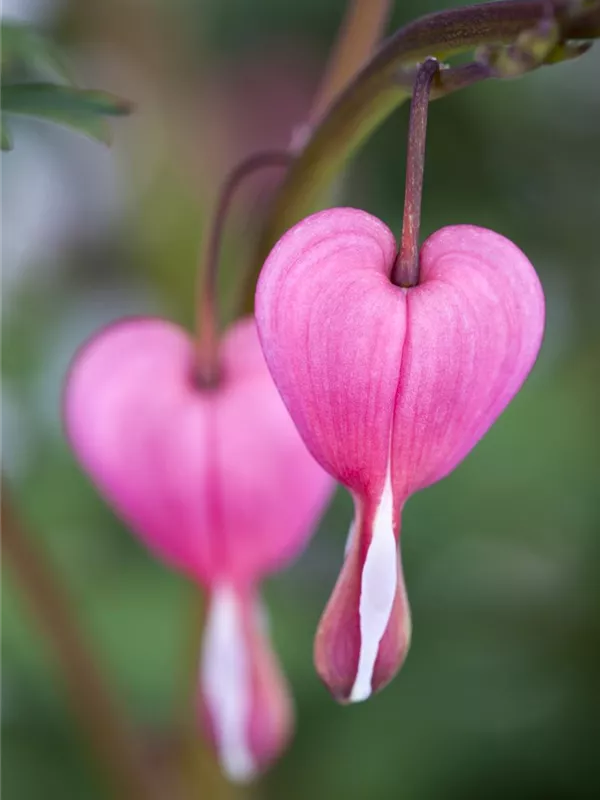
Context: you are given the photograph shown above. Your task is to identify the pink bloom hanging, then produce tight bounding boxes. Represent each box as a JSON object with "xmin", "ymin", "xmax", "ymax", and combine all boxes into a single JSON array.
[
  {"xmin": 64, "ymin": 316, "xmax": 333, "ymax": 779},
  {"xmin": 256, "ymin": 207, "xmax": 545, "ymax": 702}
]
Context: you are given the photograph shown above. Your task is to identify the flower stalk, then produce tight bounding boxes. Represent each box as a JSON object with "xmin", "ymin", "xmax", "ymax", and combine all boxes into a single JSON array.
[
  {"xmin": 248, "ymin": 0, "xmax": 599, "ymax": 291},
  {"xmin": 391, "ymin": 57, "xmax": 439, "ymax": 288},
  {"xmin": 1, "ymin": 482, "xmax": 163, "ymax": 800},
  {"xmin": 195, "ymin": 150, "xmax": 292, "ymax": 387},
  {"xmin": 308, "ymin": 0, "xmax": 392, "ymax": 125}
]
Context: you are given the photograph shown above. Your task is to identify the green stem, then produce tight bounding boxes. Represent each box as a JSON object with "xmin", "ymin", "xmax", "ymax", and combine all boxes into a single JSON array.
[
  {"xmin": 2, "ymin": 483, "xmax": 166, "ymax": 800},
  {"xmin": 247, "ymin": 0, "xmax": 599, "ymax": 292},
  {"xmin": 308, "ymin": 0, "xmax": 392, "ymax": 126}
]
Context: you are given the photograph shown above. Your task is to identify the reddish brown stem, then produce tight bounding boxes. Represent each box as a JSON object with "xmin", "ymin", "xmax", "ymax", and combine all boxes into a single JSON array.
[
  {"xmin": 195, "ymin": 151, "xmax": 293, "ymax": 387},
  {"xmin": 391, "ymin": 57, "xmax": 440, "ymax": 288},
  {"xmin": 1, "ymin": 483, "xmax": 164, "ymax": 800}
]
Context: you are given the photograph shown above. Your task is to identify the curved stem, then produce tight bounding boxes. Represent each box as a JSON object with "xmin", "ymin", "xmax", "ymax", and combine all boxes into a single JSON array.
[
  {"xmin": 1, "ymin": 482, "xmax": 164, "ymax": 800},
  {"xmin": 195, "ymin": 150, "xmax": 293, "ymax": 386},
  {"xmin": 247, "ymin": 0, "xmax": 599, "ymax": 290},
  {"xmin": 391, "ymin": 57, "xmax": 439, "ymax": 288},
  {"xmin": 309, "ymin": 0, "xmax": 392, "ymax": 125}
]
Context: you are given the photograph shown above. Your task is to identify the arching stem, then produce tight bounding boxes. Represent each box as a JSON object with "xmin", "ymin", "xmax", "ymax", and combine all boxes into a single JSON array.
[
  {"xmin": 309, "ymin": 0, "xmax": 391, "ymax": 125},
  {"xmin": 195, "ymin": 151, "xmax": 293, "ymax": 387},
  {"xmin": 391, "ymin": 56, "xmax": 439, "ymax": 288}
]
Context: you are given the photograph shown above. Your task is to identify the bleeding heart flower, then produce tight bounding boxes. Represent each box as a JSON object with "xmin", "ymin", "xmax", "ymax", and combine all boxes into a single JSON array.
[
  {"xmin": 255, "ymin": 207, "xmax": 545, "ymax": 703},
  {"xmin": 64, "ymin": 315, "xmax": 333, "ymax": 780}
]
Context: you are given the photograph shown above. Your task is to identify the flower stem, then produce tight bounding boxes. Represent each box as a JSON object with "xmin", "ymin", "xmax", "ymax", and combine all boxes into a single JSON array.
[
  {"xmin": 1, "ymin": 482, "xmax": 165, "ymax": 800},
  {"xmin": 247, "ymin": 0, "xmax": 599, "ymax": 287},
  {"xmin": 195, "ymin": 151, "xmax": 293, "ymax": 387},
  {"xmin": 309, "ymin": 0, "xmax": 392, "ymax": 124},
  {"xmin": 391, "ymin": 57, "xmax": 439, "ymax": 288}
]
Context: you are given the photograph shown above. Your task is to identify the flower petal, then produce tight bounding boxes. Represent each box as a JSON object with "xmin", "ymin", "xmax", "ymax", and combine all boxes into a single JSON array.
[
  {"xmin": 392, "ymin": 225, "xmax": 545, "ymax": 496},
  {"xmin": 314, "ymin": 493, "xmax": 411, "ymax": 702},
  {"xmin": 199, "ymin": 584, "xmax": 292, "ymax": 782},
  {"xmin": 256, "ymin": 207, "xmax": 404, "ymax": 501},
  {"xmin": 64, "ymin": 317, "xmax": 333, "ymax": 585}
]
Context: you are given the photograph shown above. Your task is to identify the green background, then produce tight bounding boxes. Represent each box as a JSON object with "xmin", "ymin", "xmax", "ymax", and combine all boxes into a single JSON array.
[{"xmin": 3, "ymin": 1, "xmax": 600, "ymax": 798}]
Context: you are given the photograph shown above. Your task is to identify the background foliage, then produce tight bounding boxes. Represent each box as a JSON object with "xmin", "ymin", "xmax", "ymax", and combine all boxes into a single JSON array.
[{"xmin": 2, "ymin": 0, "xmax": 600, "ymax": 798}]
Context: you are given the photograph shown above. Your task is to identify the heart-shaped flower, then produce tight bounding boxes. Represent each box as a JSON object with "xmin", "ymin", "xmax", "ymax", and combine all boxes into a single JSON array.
[
  {"xmin": 64, "ymin": 316, "xmax": 333, "ymax": 779},
  {"xmin": 256, "ymin": 207, "xmax": 545, "ymax": 702}
]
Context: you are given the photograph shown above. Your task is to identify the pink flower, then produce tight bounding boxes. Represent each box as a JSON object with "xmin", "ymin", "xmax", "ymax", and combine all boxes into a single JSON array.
[
  {"xmin": 256, "ymin": 207, "xmax": 545, "ymax": 702},
  {"xmin": 64, "ymin": 316, "xmax": 333, "ymax": 780}
]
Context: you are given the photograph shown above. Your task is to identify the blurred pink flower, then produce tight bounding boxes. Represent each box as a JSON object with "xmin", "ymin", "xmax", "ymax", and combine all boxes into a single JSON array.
[
  {"xmin": 256, "ymin": 207, "xmax": 545, "ymax": 703},
  {"xmin": 64, "ymin": 316, "xmax": 333, "ymax": 780}
]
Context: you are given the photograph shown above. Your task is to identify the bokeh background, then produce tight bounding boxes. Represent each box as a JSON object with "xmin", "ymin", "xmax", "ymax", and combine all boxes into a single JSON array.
[{"xmin": 3, "ymin": 0, "xmax": 600, "ymax": 798}]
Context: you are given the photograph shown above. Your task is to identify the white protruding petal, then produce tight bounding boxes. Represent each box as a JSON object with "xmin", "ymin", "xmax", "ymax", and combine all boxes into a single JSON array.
[
  {"xmin": 349, "ymin": 463, "xmax": 398, "ymax": 703},
  {"xmin": 200, "ymin": 585, "xmax": 256, "ymax": 782}
]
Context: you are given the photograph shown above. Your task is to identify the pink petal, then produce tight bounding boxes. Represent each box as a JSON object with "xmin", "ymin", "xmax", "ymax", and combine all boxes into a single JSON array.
[
  {"xmin": 256, "ymin": 207, "xmax": 404, "ymax": 501},
  {"xmin": 64, "ymin": 316, "xmax": 333, "ymax": 586},
  {"xmin": 392, "ymin": 224, "xmax": 545, "ymax": 496},
  {"xmin": 198, "ymin": 584, "xmax": 292, "ymax": 782}
]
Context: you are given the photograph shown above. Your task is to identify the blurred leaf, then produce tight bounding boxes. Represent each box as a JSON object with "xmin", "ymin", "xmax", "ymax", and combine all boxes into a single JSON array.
[
  {"xmin": 1, "ymin": 83, "xmax": 132, "ymax": 117},
  {"xmin": 1, "ymin": 118, "xmax": 13, "ymax": 150},
  {"xmin": 1, "ymin": 22, "xmax": 72, "ymax": 83},
  {"xmin": 1, "ymin": 83, "xmax": 132, "ymax": 145}
]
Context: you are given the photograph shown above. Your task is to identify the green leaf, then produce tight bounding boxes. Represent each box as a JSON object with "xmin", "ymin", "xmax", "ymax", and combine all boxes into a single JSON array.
[
  {"xmin": 1, "ymin": 83, "xmax": 133, "ymax": 145},
  {"xmin": 1, "ymin": 22, "xmax": 72, "ymax": 82},
  {"xmin": 1, "ymin": 83, "xmax": 132, "ymax": 117},
  {"xmin": 1, "ymin": 119, "xmax": 13, "ymax": 151}
]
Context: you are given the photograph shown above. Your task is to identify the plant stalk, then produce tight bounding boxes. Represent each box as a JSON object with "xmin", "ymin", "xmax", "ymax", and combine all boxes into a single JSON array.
[
  {"xmin": 194, "ymin": 151, "xmax": 292, "ymax": 386},
  {"xmin": 2, "ymin": 483, "xmax": 165, "ymax": 800},
  {"xmin": 391, "ymin": 57, "xmax": 439, "ymax": 287},
  {"xmin": 308, "ymin": 0, "xmax": 392, "ymax": 125},
  {"xmin": 247, "ymin": 0, "xmax": 599, "ymax": 294}
]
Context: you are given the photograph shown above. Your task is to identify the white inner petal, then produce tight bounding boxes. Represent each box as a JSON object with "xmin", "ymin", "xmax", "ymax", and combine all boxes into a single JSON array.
[
  {"xmin": 349, "ymin": 460, "xmax": 398, "ymax": 703},
  {"xmin": 200, "ymin": 584, "xmax": 256, "ymax": 782}
]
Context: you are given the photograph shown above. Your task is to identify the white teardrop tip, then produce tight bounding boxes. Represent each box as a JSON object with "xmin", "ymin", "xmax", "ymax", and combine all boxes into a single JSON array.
[
  {"xmin": 221, "ymin": 752, "xmax": 258, "ymax": 784},
  {"xmin": 349, "ymin": 463, "xmax": 397, "ymax": 703},
  {"xmin": 349, "ymin": 683, "xmax": 372, "ymax": 703},
  {"xmin": 200, "ymin": 584, "xmax": 257, "ymax": 784}
]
